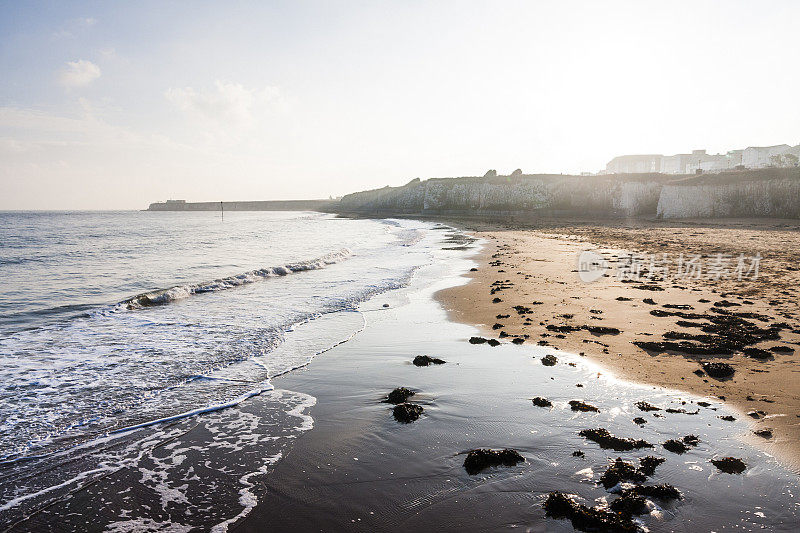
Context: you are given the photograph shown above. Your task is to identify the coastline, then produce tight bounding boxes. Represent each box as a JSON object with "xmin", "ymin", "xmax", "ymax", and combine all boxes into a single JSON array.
[
  {"xmin": 6, "ymin": 218, "xmax": 800, "ymax": 531},
  {"xmin": 238, "ymin": 220, "xmax": 800, "ymax": 532},
  {"xmin": 434, "ymin": 216, "xmax": 800, "ymax": 471}
]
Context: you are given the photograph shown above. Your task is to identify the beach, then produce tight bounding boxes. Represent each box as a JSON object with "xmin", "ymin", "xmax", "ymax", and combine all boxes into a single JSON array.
[
  {"xmin": 237, "ymin": 220, "xmax": 800, "ymax": 532},
  {"xmin": 3, "ymin": 215, "xmax": 800, "ymax": 532},
  {"xmin": 437, "ymin": 217, "xmax": 800, "ymax": 471}
]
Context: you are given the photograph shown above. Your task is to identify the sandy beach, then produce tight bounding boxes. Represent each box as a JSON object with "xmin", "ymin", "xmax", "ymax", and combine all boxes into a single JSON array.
[
  {"xmin": 235, "ymin": 221, "xmax": 800, "ymax": 532},
  {"xmin": 437, "ymin": 217, "xmax": 800, "ymax": 471}
]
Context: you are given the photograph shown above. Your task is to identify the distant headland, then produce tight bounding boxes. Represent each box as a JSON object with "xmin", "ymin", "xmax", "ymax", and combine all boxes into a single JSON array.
[{"xmin": 146, "ymin": 199, "xmax": 335, "ymax": 211}]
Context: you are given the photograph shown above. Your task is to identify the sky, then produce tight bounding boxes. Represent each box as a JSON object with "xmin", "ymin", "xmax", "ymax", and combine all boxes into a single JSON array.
[{"xmin": 1, "ymin": 1, "xmax": 799, "ymax": 210}]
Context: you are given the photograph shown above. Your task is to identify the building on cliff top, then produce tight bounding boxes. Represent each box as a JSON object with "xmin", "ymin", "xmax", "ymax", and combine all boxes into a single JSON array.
[
  {"xmin": 742, "ymin": 145, "xmax": 793, "ymax": 168},
  {"xmin": 606, "ymin": 144, "xmax": 799, "ymax": 174},
  {"xmin": 605, "ymin": 154, "xmax": 663, "ymax": 174}
]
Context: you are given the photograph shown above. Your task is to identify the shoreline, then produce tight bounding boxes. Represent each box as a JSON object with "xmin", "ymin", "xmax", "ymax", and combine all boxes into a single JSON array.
[
  {"xmin": 240, "ymin": 221, "xmax": 800, "ymax": 532},
  {"xmin": 6, "ymin": 218, "xmax": 799, "ymax": 531},
  {"xmin": 434, "ymin": 216, "xmax": 800, "ymax": 472}
]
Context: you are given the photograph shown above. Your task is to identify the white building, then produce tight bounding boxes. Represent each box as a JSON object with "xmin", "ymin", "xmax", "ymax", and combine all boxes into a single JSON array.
[
  {"xmin": 659, "ymin": 154, "xmax": 685, "ymax": 174},
  {"xmin": 606, "ymin": 149, "xmax": 728, "ymax": 175},
  {"xmin": 684, "ymin": 150, "xmax": 729, "ymax": 173},
  {"xmin": 605, "ymin": 144, "xmax": 799, "ymax": 174},
  {"xmin": 742, "ymin": 145, "xmax": 792, "ymax": 168},
  {"xmin": 726, "ymin": 149, "xmax": 744, "ymax": 168},
  {"xmin": 605, "ymin": 154, "xmax": 663, "ymax": 174}
]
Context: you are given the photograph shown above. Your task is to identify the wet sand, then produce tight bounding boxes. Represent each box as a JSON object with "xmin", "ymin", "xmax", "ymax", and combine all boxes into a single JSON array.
[
  {"xmin": 436, "ymin": 217, "xmax": 800, "ymax": 471},
  {"xmin": 240, "ymin": 224, "xmax": 800, "ymax": 532}
]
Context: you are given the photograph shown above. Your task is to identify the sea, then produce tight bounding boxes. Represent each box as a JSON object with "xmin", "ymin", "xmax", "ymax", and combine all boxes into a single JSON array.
[{"xmin": 0, "ymin": 210, "xmax": 451, "ymax": 530}]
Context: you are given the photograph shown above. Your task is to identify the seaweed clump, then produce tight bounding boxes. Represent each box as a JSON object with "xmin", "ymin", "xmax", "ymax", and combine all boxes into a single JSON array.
[
  {"xmin": 532, "ymin": 397, "xmax": 552, "ymax": 408},
  {"xmin": 412, "ymin": 355, "xmax": 446, "ymax": 366},
  {"xmin": 393, "ymin": 403, "xmax": 423, "ymax": 423},
  {"xmin": 579, "ymin": 428, "xmax": 653, "ymax": 451},
  {"xmin": 541, "ymin": 354, "xmax": 558, "ymax": 366},
  {"xmin": 638, "ymin": 455, "xmax": 667, "ymax": 476},
  {"xmin": 635, "ymin": 401, "xmax": 661, "ymax": 412},
  {"xmin": 599, "ymin": 456, "xmax": 665, "ymax": 489},
  {"xmin": 385, "ymin": 387, "xmax": 415, "ymax": 404},
  {"xmin": 743, "ymin": 347, "xmax": 773, "ymax": 360},
  {"xmin": 569, "ymin": 400, "xmax": 600, "ymax": 412},
  {"xmin": 544, "ymin": 492, "xmax": 641, "ymax": 533},
  {"xmin": 702, "ymin": 362, "xmax": 735, "ymax": 379},
  {"xmin": 463, "ymin": 448, "xmax": 524, "ymax": 475},
  {"xmin": 609, "ymin": 493, "xmax": 649, "ymax": 517},
  {"xmin": 754, "ymin": 428, "xmax": 773, "ymax": 439},
  {"xmin": 635, "ymin": 311, "xmax": 781, "ymax": 357},
  {"xmin": 663, "ymin": 439, "xmax": 689, "ymax": 454},
  {"xmin": 626, "ymin": 484, "xmax": 681, "ymax": 500},
  {"xmin": 663, "ymin": 435, "xmax": 698, "ymax": 454},
  {"xmin": 599, "ymin": 458, "xmax": 645, "ymax": 488},
  {"xmin": 711, "ymin": 457, "xmax": 746, "ymax": 474}
]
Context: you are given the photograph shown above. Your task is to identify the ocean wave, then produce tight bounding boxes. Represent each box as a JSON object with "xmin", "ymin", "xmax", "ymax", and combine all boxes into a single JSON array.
[
  {"xmin": 0, "ymin": 256, "xmax": 45, "ymax": 266},
  {"xmin": 121, "ymin": 248, "xmax": 352, "ymax": 309}
]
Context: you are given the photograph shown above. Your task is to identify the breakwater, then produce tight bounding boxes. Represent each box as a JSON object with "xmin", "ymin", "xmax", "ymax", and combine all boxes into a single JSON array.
[{"xmin": 147, "ymin": 199, "xmax": 334, "ymax": 211}]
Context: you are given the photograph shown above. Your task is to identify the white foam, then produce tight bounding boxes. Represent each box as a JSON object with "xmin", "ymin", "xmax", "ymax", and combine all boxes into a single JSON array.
[
  {"xmin": 122, "ymin": 248, "xmax": 353, "ymax": 309},
  {"xmin": 109, "ymin": 384, "xmax": 275, "ymax": 436},
  {"xmin": 104, "ymin": 518, "xmax": 193, "ymax": 533},
  {"xmin": 210, "ymin": 392, "xmax": 316, "ymax": 533}
]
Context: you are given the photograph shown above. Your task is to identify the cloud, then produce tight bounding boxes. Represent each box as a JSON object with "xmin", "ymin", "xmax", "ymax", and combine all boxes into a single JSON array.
[
  {"xmin": 58, "ymin": 60, "xmax": 101, "ymax": 88},
  {"xmin": 0, "ymin": 137, "xmax": 36, "ymax": 153},
  {"xmin": 52, "ymin": 17, "xmax": 98, "ymax": 39},
  {"xmin": 0, "ymin": 105, "xmax": 181, "ymax": 148},
  {"xmin": 165, "ymin": 81, "xmax": 283, "ymax": 127}
]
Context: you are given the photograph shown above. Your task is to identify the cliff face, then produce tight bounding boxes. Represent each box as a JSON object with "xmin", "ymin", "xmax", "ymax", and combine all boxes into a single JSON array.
[
  {"xmin": 337, "ymin": 169, "xmax": 800, "ymax": 219},
  {"xmin": 147, "ymin": 170, "xmax": 800, "ymax": 218},
  {"xmin": 657, "ymin": 179, "xmax": 800, "ymax": 219},
  {"xmin": 339, "ymin": 174, "xmax": 672, "ymax": 217}
]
